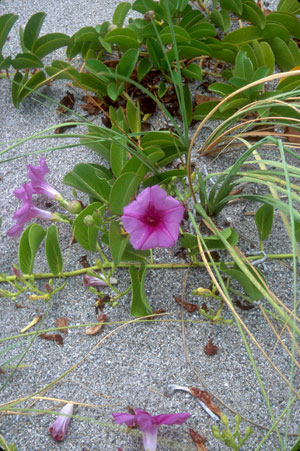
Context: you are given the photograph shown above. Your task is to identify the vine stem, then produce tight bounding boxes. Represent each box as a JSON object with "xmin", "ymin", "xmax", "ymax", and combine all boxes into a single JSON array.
[{"xmin": 0, "ymin": 253, "xmax": 294, "ymax": 283}]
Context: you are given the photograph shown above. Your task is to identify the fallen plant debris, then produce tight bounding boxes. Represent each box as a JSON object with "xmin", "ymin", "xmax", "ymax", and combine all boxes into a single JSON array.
[
  {"xmin": 56, "ymin": 317, "xmax": 68, "ymax": 333},
  {"xmin": 189, "ymin": 428, "xmax": 208, "ymax": 451},
  {"xmin": 190, "ymin": 388, "xmax": 221, "ymax": 420},
  {"xmin": 173, "ymin": 295, "xmax": 199, "ymax": 313},
  {"xmin": 204, "ymin": 339, "xmax": 218, "ymax": 356},
  {"xmin": 56, "ymin": 91, "xmax": 75, "ymax": 114},
  {"xmin": 39, "ymin": 333, "xmax": 64, "ymax": 346},
  {"xmin": 85, "ymin": 313, "xmax": 107, "ymax": 336}
]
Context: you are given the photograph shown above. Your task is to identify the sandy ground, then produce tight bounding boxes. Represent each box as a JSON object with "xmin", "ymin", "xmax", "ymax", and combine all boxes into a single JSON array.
[{"xmin": 1, "ymin": 1, "xmax": 299, "ymax": 450}]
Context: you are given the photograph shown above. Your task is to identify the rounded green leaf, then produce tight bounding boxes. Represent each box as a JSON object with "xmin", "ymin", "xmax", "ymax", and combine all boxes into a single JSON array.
[
  {"xmin": 117, "ymin": 48, "xmax": 139, "ymax": 78},
  {"xmin": 45, "ymin": 225, "xmax": 63, "ymax": 275},
  {"xmin": 109, "ymin": 220, "xmax": 129, "ymax": 264},
  {"xmin": 0, "ymin": 14, "xmax": 18, "ymax": 54},
  {"xmin": 23, "ymin": 12, "xmax": 46, "ymax": 51},
  {"xmin": 113, "ymin": 2, "xmax": 131, "ymax": 27},
  {"xmin": 18, "ymin": 224, "xmax": 46, "ymax": 274},
  {"xmin": 72, "ymin": 202, "xmax": 102, "ymax": 251},
  {"xmin": 32, "ymin": 33, "xmax": 71, "ymax": 58},
  {"xmin": 160, "ymin": 25, "xmax": 191, "ymax": 45},
  {"xmin": 105, "ymin": 28, "xmax": 139, "ymax": 51},
  {"xmin": 255, "ymin": 203, "xmax": 274, "ymax": 242},
  {"xmin": 109, "ymin": 172, "xmax": 140, "ymax": 215},
  {"xmin": 12, "ymin": 53, "xmax": 43, "ymax": 70}
]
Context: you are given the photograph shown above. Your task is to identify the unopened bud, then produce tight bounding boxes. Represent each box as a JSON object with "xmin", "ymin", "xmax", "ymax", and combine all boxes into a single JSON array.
[
  {"xmin": 13, "ymin": 266, "xmax": 22, "ymax": 279},
  {"xmin": 144, "ymin": 10, "xmax": 155, "ymax": 21},
  {"xmin": 107, "ymin": 24, "xmax": 118, "ymax": 32},
  {"xmin": 45, "ymin": 283, "xmax": 53, "ymax": 293},
  {"xmin": 83, "ymin": 215, "xmax": 96, "ymax": 227},
  {"xmin": 67, "ymin": 200, "xmax": 83, "ymax": 214}
]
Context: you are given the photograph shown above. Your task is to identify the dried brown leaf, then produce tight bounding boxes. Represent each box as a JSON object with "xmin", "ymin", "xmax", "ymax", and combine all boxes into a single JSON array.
[
  {"xmin": 85, "ymin": 325, "xmax": 103, "ymax": 336},
  {"xmin": 56, "ymin": 317, "xmax": 68, "ymax": 333},
  {"xmin": 235, "ymin": 300, "xmax": 254, "ymax": 311},
  {"xmin": 39, "ymin": 333, "xmax": 63, "ymax": 346},
  {"xmin": 54, "ymin": 121, "xmax": 77, "ymax": 134},
  {"xmin": 285, "ymin": 126, "xmax": 300, "ymax": 144},
  {"xmin": 204, "ymin": 339, "xmax": 218, "ymax": 356},
  {"xmin": 189, "ymin": 428, "xmax": 207, "ymax": 451},
  {"xmin": 145, "ymin": 309, "xmax": 166, "ymax": 320},
  {"xmin": 190, "ymin": 387, "xmax": 221, "ymax": 418},
  {"xmin": 174, "ymin": 295, "xmax": 199, "ymax": 313},
  {"xmin": 81, "ymin": 95, "xmax": 104, "ymax": 115},
  {"xmin": 57, "ymin": 91, "xmax": 75, "ymax": 114},
  {"xmin": 79, "ymin": 255, "xmax": 90, "ymax": 268},
  {"xmin": 195, "ymin": 93, "xmax": 221, "ymax": 105}
]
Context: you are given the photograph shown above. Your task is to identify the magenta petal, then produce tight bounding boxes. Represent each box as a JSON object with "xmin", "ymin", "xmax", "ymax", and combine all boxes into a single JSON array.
[
  {"xmin": 27, "ymin": 158, "xmax": 62, "ymax": 200},
  {"xmin": 112, "ymin": 412, "xmax": 136, "ymax": 427},
  {"xmin": 153, "ymin": 412, "xmax": 191, "ymax": 426},
  {"xmin": 121, "ymin": 185, "xmax": 184, "ymax": 250},
  {"xmin": 48, "ymin": 403, "xmax": 73, "ymax": 442}
]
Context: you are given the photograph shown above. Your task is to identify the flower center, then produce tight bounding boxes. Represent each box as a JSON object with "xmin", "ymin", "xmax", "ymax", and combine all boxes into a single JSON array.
[{"xmin": 146, "ymin": 215, "xmax": 158, "ymax": 226}]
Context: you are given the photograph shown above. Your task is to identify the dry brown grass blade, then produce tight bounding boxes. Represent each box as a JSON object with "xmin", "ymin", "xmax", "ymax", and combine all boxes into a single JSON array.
[
  {"xmin": 187, "ymin": 69, "xmax": 300, "ymax": 200},
  {"xmin": 195, "ymin": 234, "xmax": 300, "ymax": 400}
]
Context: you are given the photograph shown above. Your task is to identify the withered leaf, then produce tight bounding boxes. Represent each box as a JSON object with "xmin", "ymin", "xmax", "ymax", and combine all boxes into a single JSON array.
[
  {"xmin": 81, "ymin": 95, "xmax": 104, "ymax": 115},
  {"xmin": 284, "ymin": 126, "xmax": 300, "ymax": 144},
  {"xmin": 86, "ymin": 314, "xmax": 107, "ymax": 335},
  {"xmin": 174, "ymin": 295, "xmax": 199, "ymax": 313},
  {"xmin": 39, "ymin": 333, "xmax": 63, "ymax": 346},
  {"xmin": 190, "ymin": 387, "xmax": 221, "ymax": 418},
  {"xmin": 56, "ymin": 317, "xmax": 68, "ymax": 333},
  {"xmin": 145, "ymin": 309, "xmax": 166, "ymax": 320},
  {"xmin": 235, "ymin": 300, "xmax": 254, "ymax": 311},
  {"xmin": 189, "ymin": 428, "xmax": 207, "ymax": 451},
  {"xmin": 15, "ymin": 303, "xmax": 25, "ymax": 308},
  {"xmin": 54, "ymin": 121, "xmax": 77, "ymax": 134},
  {"xmin": 95, "ymin": 295, "xmax": 110, "ymax": 313},
  {"xmin": 195, "ymin": 93, "xmax": 221, "ymax": 105},
  {"xmin": 204, "ymin": 339, "xmax": 218, "ymax": 356},
  {"xmin": 57, "ymin": 91, "xmax": 75, "ymax": 114},
  {"xmin": 79, "ymin": 255, "xmax": 90, "ymax": 268},
  {"xmin": 201, "ymin": 302, "xmax": 209, "ymax": 313}
]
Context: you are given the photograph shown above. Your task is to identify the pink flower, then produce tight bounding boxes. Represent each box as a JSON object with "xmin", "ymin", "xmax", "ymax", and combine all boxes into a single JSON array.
[
  {"xmin": 7, "ymin": 182, "xmax": 55, "ymax": 237},
  {"xmin": 48, "ymin": 403, "xmax": 73, "ymax": 442},
  {"xmin": 112, "ymin": 408, "xmax": 190, "ymax": 451},
  {"xmin": 84, "ymin": 274, "xmax": 117, "ymax": 287},
  {"xmin": 121, "ymin": 185, "xmax": 185, "ymax": 250},
  {"xmin": 27, "ymin": 158, "xmax": 63, "ymax": 201}
]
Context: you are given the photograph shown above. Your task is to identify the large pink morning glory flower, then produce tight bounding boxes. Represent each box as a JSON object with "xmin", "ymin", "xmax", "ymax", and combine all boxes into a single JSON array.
[
  {"xmin": 112, "ymin": 408, "xmax": 190, "ymax": 451},
  {"xmin": 7, "ymin": 182, "xmax": 58, "ymax": 237},
  {"xmin": 121, "ymin": 185, "xmax": 185, "ymax": 250},
  {"xmin": 48, "ymin": 403, "xmax": 73, "ymax": 442},
  {"xmin": 27, "ymin": 158, "xmax": 63, "ymax": 201}
]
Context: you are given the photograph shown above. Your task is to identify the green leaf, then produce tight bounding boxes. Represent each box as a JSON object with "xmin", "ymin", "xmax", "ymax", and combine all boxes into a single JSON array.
[
  {"xmin": 220, "ymin": 261, "xmax": 265, "ymax": 301},
  {"xmin": 266, "ymin": 12, "xmax": 300, "ymax": 39},
  {"xmin": 271, "ymin": 37, "xmax": 296, "ymax": 71},
  {"xmin": 252, "ymin": 40, "xmax": 275, "ymax": 74},
  {"xmin": 0, "ymin": 55, "xmax": 12, "ymax": 70},
  {"xmin": 129, "ymin": 263, "xmax": 153, "ymax": 316},
  {"xmin": 113, "ymin": 2, "xmax": 131, "ymax": 26},
  {"xmin": 109, "ymin": 220, "xmax": 129, "ymax": 264},
  {"xmin": 12, "ymin": 53, "xmax": 43, "ymax": 70},
  {"xmin": 116, "ymin": 48, "xmax": 139, "ymax": 78},
  {"xmin": 137, "ymin": 58, "xmax": 152, "ymax": 81},
  {"xmin": 12, "ymin": 72, "xmax": 24, "ymax": 108},
  {"xmin": 193, "ymin": 101, "xmax": 235, "ymax": 120},
  {"xmin": 223, "ymin": 25, "xmax": 261, "ymax": 44},
  {"xmin": 234, "ymin": 50, "xmax": 254, "ymax": 81},
  {"xmin": 110, "ymin": 141, "xmax": 128, "ymax": 177},
  {"xmin": 107, "ymin": 81, "xmax": 125, "ymax": 101},
  {"xmin": 146, "ymin": 37, "xmax": 164, "ymax": 69},
  {"xmin": 17, "ymin": 71, "xmax": 47, "ymax": 105},
  {"xmin": 143, "ymin": 169, "xmax": 187, "ymax": 187},
  {"xmin": 45, "ymin": 225, "xmax": 63, "ymax": 275},
  {"xmin": 109, "ymin": 172, "xmax": 140, "ymax": 215},
  {"xmin": 210, "ymin": 9, "xmax": 231, "ymax": 33},
  {"xmin": 72, "ymin": 202, "xmax": 102, "ymax": 251},
  {"xmin": 85, "ymin": 58, "xmax": 113, "ymax": 83},
  {"xmin": 0, "ymin": 14, "xmax": 18, "ymax": 54},
  {"xmin": 255, "ymin": 203, "xmax": 274, "ymax": 241},
  {"xmin": 120, "ymin": 147, "xmax": 164, "ymax": 181},
  {"xmin": 126, "ymin": 99, "xmax": 141, "ymax": 134},
  {"xmin": 220, "ymin": 0, "xmax": 242, "ymax": 15},
  {"xmin": 141, "ymin": 131, "xmax": 183, "ymax": 149},
  {"xmin": 208, "ymin": 82, "xmax": 236, "ymax": 97},
  {"xmin": 158, "ymin": 81, "xmax": 167, "ymax": 98},
  {"xmin": 73, "ymin": 26, "xmax": 99, "ymax": 43},
  {"xmin": 160, "ymin": 25, "xmax": 191, "ymax": 45},
  {"xmin": 18, "ymin": 224, "xmax": 46, "ymax": 274},
  {"xmin": 277, "ymin": 0, "xmax": 300, "ymax": 14},
  {"xmin": 64, "ymin": 163, "xmax": 111, "ymax": 203},
  {"xmin": 290, "ymin": 436, "xmax": 300, "ymax": 451},
  {"xmin": 261, "ymin": 22, "xmax": 290, "ymax": 43},
  {"xmin": 183, "ymin": 83, "xmax": 192, "ymax": 125},
  {"xmin": 241, "ymin": 1, "xmax": 266, "ymax": 30},
  {"xmin": 294, "ymin": 220, "xmax": 300, "ymax": 242},
  {"xmin": 32, "ymin": 33, "xmax": 71, "ymax": 58},
  {"xmin": 180, "ymin": 227, "xmax": 238, "ymax": 252},
  {"xmin": 182, "ymin": 63, "xmax": 202, "ymax": 81},
  {"xmin": 105, "ymin": 27, "xmax": 139, "ymax": 51},
  {"xmin": 23, "ymin": 12, "xmax": 46, "ymax": 50},
  {"xmin": 178, "ymin": 39, "xmax": 210, "ymax": 58},
  {"xmin": 189, "ymin": 22, "xmax": 217, "ymax": 39},
  {"xmin": 219, "ymin": 97, "xmax": 249, "ymax": 112}
]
